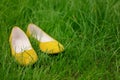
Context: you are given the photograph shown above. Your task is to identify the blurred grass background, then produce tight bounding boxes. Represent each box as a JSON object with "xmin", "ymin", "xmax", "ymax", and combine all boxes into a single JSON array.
[{"xmin": 0, "ymin": 0, "xmax": 120, "ymax": 80}]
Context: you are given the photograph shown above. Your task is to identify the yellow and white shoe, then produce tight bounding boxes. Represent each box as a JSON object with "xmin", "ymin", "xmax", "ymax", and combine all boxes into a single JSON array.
[
  {"xmin": 9, "ymin": 27, "xmax": 38, "ymax": 66},
  {"xmin": 26, "ymin": 23, "xmax": 64, "ymax": 54}
]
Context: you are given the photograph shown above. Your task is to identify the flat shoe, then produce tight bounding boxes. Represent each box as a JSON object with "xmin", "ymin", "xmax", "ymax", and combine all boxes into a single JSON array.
[
  {"xmin": 9, "ymin": 27, "xmax": 38, "ymax": 65},
  {"xmin": 26, "ymin": 23, "xmax": 64, "ymax": 54}
]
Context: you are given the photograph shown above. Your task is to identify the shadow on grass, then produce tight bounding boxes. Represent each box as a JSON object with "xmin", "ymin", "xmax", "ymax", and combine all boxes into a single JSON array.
[{"xmin": 48, "ymin": 51, "xmax": 65, "ymax": 57}]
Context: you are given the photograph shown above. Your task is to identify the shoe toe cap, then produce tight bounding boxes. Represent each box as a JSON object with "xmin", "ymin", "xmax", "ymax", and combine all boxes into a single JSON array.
[{"xmin": 39, "ymin": 41, "xmax": 64, "ymax": 54}]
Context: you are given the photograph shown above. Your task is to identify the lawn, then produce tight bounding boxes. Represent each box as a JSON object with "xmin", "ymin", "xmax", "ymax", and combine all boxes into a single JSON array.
[{"xmin": 0, "ymin": 0, "xmax": 120, "ymax": 80}]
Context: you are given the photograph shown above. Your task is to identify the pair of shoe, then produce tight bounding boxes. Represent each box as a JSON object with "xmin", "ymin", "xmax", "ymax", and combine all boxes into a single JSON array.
[{"xmin": 9, "ymin": 23, "xmax": 64, "ymax": 66}]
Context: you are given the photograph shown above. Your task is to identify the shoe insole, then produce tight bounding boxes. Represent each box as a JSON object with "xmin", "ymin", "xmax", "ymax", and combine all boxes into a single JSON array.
[
  {"xmin": 11, "ymin": 27, "xmax": 32, "ymax": 53},
  {"xmin": 28, "ymin": 24, "xmax": 54, "ymax": 42}
]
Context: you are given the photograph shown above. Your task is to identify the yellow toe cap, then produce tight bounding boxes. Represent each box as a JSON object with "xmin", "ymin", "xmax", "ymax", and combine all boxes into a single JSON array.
[
  {"xmin": 14, "ymin": 49, "xmax": 38, "ymax": 66},
  {"xmin": 39, "ymin": 41, "xmax": 64, "ymax": 54}
]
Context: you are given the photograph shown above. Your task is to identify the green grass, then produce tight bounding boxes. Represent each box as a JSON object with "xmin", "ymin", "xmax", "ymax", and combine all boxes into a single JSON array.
[{"xmin": 0, "ymin": 0, "xmax": 120, "ymax": 80}]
